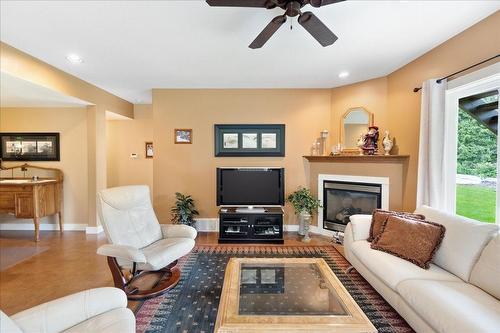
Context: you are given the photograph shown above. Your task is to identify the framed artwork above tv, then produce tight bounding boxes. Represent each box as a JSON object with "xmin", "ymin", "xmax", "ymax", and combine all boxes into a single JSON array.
[
  {"xmin": 214, "ymin": 124, "xmax": 285, "ymax": 157},
  {"xmin": 0, "ymin": 133, "xmax": 60, "ymax": 161}
]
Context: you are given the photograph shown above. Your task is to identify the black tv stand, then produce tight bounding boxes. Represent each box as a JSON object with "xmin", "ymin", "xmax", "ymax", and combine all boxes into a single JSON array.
[{"xmin": 218, "ymin": 207, "xmax": 284, "ymax": 244}]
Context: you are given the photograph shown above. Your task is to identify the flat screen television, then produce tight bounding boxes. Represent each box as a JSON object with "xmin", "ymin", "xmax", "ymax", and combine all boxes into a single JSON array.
[{"xmin": 216, "ymin": 168, "xmax": 285, "ymax": 206}]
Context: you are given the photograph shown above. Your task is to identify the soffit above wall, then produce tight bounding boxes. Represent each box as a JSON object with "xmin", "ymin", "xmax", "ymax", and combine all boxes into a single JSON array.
[
  {"xmin": 1, "ymin": 1, "xmax": 498, "ymax": 104},
  {"xmin": 0, "ymin": 72, "xmax": 92, "ymax": 108},
  {"xmin": 106, "ymin": 110, "xmax": 132, "ymax": 120}
]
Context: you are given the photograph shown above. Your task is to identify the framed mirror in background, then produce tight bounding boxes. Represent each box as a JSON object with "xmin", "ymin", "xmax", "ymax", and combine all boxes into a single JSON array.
[{"xmin": 340, "ymin": 108, "xmax": 373, "ymax": 151}]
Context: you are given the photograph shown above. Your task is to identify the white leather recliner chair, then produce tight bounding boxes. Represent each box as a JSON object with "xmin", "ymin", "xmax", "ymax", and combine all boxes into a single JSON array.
[
  {"xmin": 0, "ymin": 288, "xmax": 135, "ymax": 333},
  {"xmin": 96, "ymin": 185, "xmax": 197, "ymax": 300}
]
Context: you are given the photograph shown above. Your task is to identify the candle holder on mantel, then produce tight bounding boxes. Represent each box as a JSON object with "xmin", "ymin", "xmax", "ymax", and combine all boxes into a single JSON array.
[{"xmin": 320, "ymin": 129, "xmax": 329, "ymax": 156}]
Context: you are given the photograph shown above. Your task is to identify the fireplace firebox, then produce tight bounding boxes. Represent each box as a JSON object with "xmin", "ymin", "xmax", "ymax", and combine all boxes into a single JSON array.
[{"xmin": 322, "ymin": 181, "xmax": 382, "ymax": 232}]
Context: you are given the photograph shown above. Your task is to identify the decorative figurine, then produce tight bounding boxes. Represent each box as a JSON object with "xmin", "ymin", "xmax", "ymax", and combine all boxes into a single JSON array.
[
  {"xmin": 383, "ymin": 130, "xmax": 394, "ymax": 156},
  {"xmin": 356, "ymin": 134, "xmax": 365, "ymax": 156},
  {"xmin": 362, "ymin": 126, "xmax": 379, "ymax": 155}
]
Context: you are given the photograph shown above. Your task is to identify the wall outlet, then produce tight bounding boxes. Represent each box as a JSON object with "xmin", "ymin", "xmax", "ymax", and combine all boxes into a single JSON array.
[{"xmin": 130, "ymin": 153, "xmax": 138, "ymax": 159}]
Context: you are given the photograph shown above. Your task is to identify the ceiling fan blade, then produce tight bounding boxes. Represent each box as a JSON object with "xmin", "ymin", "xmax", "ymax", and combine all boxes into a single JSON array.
[
  {"xmin": 308, "ymin": 0, "xmax": 345, "ymax": 8},
  {"xmin": 298, "ymin": 11, "xmax": 338, "ymax": 47},
  {"xmin": 206, "ymin": 0, "xmax": 277, "ymax": 8},
  {"xmin": 249, "ymin": 15, "xmax": 287, "ymax": 49}
]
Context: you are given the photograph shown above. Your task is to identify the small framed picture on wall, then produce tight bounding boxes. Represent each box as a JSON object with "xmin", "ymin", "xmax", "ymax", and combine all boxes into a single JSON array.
[
  {"xmin": 174, "ymin": 129, "xmax": 193, "ymax": 144},
  {"xmin": 145, "ymin": 142, "xmax": 154, "ymax": 158}
]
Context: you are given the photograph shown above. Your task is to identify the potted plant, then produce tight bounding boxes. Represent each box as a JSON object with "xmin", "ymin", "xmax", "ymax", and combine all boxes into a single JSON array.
[
  {"xmin": 287, "ymin": 187, "xmax": 322, "ymax": 242},
  {"xmin": 171, "ymin": 192, "xmax": 199, "ymax": 227}
]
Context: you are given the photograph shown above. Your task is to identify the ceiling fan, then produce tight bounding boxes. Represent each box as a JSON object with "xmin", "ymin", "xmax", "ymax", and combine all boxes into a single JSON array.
[{"xmin": 206, "ymin": 0, "xmax": 344, "ymax": 49}]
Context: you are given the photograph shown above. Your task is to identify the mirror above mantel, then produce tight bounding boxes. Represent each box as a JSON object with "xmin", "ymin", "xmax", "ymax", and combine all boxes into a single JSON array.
[{"xmin": 341, "ymin": 107, "xmax": 373, "ymax": 151}]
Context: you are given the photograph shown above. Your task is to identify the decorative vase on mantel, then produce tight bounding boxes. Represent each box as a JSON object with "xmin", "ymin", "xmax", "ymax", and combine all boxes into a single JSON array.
[{"xmin": 383, "ymin": 130, "xmax": 394, "ymax": 156}]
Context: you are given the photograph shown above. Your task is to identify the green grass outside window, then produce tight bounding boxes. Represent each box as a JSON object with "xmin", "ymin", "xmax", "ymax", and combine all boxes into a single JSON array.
[{"xmin": 456, "ymin": 184, "xmax": 496, "ymax": 223}]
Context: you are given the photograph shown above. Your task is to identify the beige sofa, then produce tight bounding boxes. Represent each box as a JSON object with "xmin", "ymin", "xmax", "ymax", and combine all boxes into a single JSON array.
[
  {"xmin": 0, "ymin": 288, "xmax": 135, "ymax": 333},
  {"xmin": 344, "ymin": 205, "xmax": 500, "ymax": 333}
]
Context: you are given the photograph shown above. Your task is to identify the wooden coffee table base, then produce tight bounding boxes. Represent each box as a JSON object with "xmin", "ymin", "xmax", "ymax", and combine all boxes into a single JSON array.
[{"xmin": 215, "ymin": 258, "xmax": 377, "ymax": 333}]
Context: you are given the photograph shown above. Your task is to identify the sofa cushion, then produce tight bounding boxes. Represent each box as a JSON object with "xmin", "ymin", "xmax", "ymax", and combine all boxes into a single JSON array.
[
  {"xmin": 470, "ymin": 233, "xmax": 500, "ymax": 299},
  {"xmin": 350, "ymin": 240, "xmax": 460, "ymax": 290},
  {"xmin": 414, "ymin": 205, "xmax": 498, "ymax": 281},
  {"xmin": 349, "ymin": 214, "xmax": 373, "ymax": 241},
  {"xmin": 0, "ymin": 311, "xmax": 22, "ymax": 333},
  {"xmin": 371, "ymin": 215, "xmax": 445, "ymax": 269},
  {"xmin": 397, "ymin": 279, "xmax": 500, "ymax": 333},
  {"xmin": 139, "ymin": 237, "xmax": 195, "ymax": 271},
  {"xmin": 63, "ymin": 308, "xmax": 135, "ymax": 333},
  {"xmin": 368, "ymin": 209, "xmax": 425, "ymax": 242}
]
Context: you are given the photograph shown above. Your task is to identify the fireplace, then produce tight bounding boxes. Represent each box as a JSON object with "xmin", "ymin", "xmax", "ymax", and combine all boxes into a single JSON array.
[{"xmin": 318, "ymin": 175, "xmax": 389, "ymax": 232}]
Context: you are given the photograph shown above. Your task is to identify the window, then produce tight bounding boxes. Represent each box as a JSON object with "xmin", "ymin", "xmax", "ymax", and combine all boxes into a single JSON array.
[
  {"xmin": 444, "ymin": 68, "xmax": 499, "ymax": 224},
  {"xmin": 456, "ymin": 91, "xmax": 498, "ymax": 223}
]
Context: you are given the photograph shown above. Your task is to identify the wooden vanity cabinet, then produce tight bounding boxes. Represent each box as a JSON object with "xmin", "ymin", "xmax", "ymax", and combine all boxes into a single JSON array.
[{"xmin": 0, "ymin": 181, "xmax": 63, "ymax": 241}]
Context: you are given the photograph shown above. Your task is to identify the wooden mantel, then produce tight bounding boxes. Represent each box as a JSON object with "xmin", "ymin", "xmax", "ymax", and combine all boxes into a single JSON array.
[{"xmin": 303, "ymin": 155, "xmax": 410, "ymax": 163}]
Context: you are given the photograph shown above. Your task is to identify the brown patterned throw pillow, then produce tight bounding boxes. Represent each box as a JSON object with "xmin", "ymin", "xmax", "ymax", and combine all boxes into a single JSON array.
[
  {"xmin": 368, "ymin": 209, "xmax": 425, "ymax": 242},
  {"xmin": 371, "ymin": 215, "xmax": 446, "ymax": 269}
]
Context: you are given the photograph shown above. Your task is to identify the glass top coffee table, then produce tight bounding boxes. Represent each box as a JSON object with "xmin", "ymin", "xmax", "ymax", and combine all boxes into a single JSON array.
[{"xmin": 215, "ymin": 258, "xmax": 376, "ymax": 333}]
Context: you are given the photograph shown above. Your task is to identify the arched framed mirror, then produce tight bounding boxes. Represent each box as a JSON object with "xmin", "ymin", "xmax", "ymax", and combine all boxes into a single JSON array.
[{"xmin": 340, "ymin": 107, "xmax": 374, "ymax": 151}]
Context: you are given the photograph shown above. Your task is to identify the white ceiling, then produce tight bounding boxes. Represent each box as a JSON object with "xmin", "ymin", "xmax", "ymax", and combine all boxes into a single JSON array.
[
  {"xmin": 1, "ymin": 1, "xmax": 499, "ymax": 104},
  {"xmin": 0, "ymin": 72, "xmax": 91, "ymax": 107}
]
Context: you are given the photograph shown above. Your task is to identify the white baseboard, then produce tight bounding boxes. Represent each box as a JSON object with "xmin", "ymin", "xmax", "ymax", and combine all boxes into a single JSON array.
[
  {"xmin": 284, "ymin": 224, "xmax": 335, "ymax": 237},
  {"xmin": 283, "ymin": 225, "xmax": 299, "ymax": 232},
  {"xmin": 85, "ymin": 225, "xmax": 104, "ymax": 234},
  {"xmin": 194, "ymin": 218, "xmax": 219, "ymax": 232},
  {"xmin": 0, "ymin": 223, "xmax": 104, "ymax": 234},
  {"xmin": 0, "ymin": 223, "xmax": 87, "ymax": 231}
]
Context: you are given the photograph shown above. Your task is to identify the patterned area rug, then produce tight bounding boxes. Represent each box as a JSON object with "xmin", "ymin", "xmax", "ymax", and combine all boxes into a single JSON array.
[{"xmin": 135, "ymin": 246, "xmax": 414, "ymax": 333}]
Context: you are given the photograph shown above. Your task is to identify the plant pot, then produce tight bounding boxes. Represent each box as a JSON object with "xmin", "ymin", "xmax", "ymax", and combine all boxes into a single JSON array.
[{"xmin": 298, "ymin": 211, "xmax": 312, "ymax": 242}]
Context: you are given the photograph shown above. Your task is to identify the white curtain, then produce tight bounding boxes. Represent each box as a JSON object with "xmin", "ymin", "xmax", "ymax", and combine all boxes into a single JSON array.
[{"xmin": 416, "ymin": 79, "xmax": 449, "ymax": 210}]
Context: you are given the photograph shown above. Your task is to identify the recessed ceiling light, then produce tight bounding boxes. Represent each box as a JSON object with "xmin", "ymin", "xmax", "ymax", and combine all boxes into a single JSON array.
[
  {"xmin": 66, "ymin": 54, "xmax": 83, "ymax": 64},
  {"xmin": 338, "ymin": 71, "xmax": 349, "ymax": 78}
]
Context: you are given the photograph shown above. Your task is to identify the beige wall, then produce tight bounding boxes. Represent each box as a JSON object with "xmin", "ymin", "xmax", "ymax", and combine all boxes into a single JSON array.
[
  {"xmin": 329, "ymin": 11, "xmax": 500, "ymax": 211},
  {"xmin": 86, "ymin": 105, "xmax": 107, "ymax": 227},
  {"xmin": 330, "ymin": 77, "xmax": 388, "ymax": 148},
  {"xmin": 152, "ymin": 89, "xmax": 332, "ymax": 224},
  {"xmin": 107, "ymin": 105, "xmax": 153, "ymax": 191},
  {"xmin": 150, "ymin": 8, "xmax": 498, "ymax": 222},
  {"xmin": 0, "ymin": 107, "xmax": 89, "ymax": 225},
  {"xmin": 387, "ymin": 10, "xmax": 500, "ymax": 211},
  {"xmin": 6, "ymin": 11, "xmax": 491, "ymax": 228},
  {"xmin": 1, "ymin": 42, "xmax": 135, "ymax": 227}
]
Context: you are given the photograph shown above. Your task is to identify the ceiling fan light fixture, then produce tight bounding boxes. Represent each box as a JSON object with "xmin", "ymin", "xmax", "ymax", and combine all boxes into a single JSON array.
[{"xmin": 206, "ymin": 0, "xmax": 343, "ymax": 48}]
